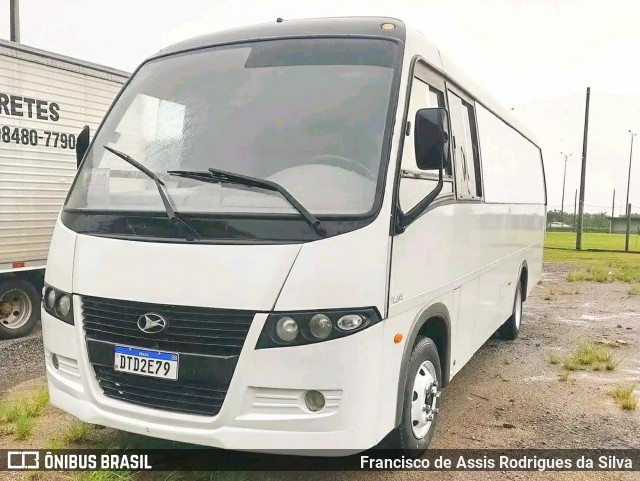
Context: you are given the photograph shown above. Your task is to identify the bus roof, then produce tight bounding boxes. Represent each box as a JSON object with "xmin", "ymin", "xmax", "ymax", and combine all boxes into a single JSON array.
[{"xmin": 153, "ymin": 16, "xmax": 539, "ymax": 148}]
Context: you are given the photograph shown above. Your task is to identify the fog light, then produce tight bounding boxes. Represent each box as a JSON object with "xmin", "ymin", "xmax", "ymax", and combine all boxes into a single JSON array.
[
  {"xmin": 51, "ymin": 353, "xmax": 59, "ymax": 370},
  {"xmin": 275, "ymin": 317, "xmax": 298, "ymax": 342},
  {"xmin": 305, "ymin": 390, "xmax": 325, "ymax": 412},
  {"xmin": 309, "ymin": 314, "xmax": 332, "ymax": 339},
  {"xmin": 45, "ymin": 288, "xmax": 56, "ymax": 310},
  {"xmin": 56, "ymin": 294, "xmax": 71, "ymax": 317}
]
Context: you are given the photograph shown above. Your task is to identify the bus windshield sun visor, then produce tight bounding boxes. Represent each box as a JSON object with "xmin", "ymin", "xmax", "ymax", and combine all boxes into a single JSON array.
[
  {"xmin": 243, "ymin": 38, "xmax": 398, "ymax": 69},
  {"xmin": 168, "ymin": 168, "xmax": 326, "ymax": 236},
  {"xmin": 103, "ymin": 145, "xmax": 201, "ymax": 241}
]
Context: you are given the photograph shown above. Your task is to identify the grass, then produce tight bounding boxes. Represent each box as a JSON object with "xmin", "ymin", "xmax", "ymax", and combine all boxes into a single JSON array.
[
  {"xmin": 548, "ymin": 342, "xmax": 617, "ymax": 373},
  {"xmin": 562, "ymin": 342, "xmax": 615, "ymax": 371},
  {"xmin": 62, "ymin": 421, "xmax": 93, "ymax": 444},
  {"xmin": 14, "ymin": 415, "xmax": 36, "ymax": 440},
  {"xmin": 68, "ymin": 472, "xmax": 135, "ymax": 481},
  {"xmin": 565, "ymin": 267, "xmax": 614, "ymax": 283},
  {"xmin": 68, "ymin": 472, "xmax": 254, "ymax": 481},
  {"xmin": 558, "ymin": 370, "xmax": 571, "ymax": 382},
  {"xmin": 609, "ymin": 384, "xmax": 638, "ymax": 411},
  {"xmin": 547, "ymin": 352, "xmax": 562, "ymax": 365},
  {"xmin": 550, "ymin": 342, "xmax": 620, "ymax": 382},
  {"xmin": 0, "ymin": 386, "xmax": 49, "ymax": 439},
  {"xmin": 545, "ymin": 231, "xmax": 640, "ymax": 252},
  {"xmin": 544, "ymin": 248, "xmax": 640, "ymax": 283}
]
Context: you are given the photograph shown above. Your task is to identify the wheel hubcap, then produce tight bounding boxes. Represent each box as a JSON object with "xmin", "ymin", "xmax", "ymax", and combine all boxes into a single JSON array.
[
  {"xmin": 515, "ymin": 288, "xmax": 522, "ymax": 329},
  {"xmin": 410, "ymin": 360, "xmax": 440, "ymax": 439},
  {"xmin": 0, "ymin": 289, "xmax": 32, "ymax": 330}
]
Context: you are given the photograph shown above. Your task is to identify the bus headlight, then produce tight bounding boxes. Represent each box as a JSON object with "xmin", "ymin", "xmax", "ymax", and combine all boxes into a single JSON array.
[
  {"xmin": 45, "ymin": 287, "xmax": 57, "ymax": 310},
  {"xmin": 42, "ymin": 284, "xmax": 74, "ymax": 326},
  {"xmin": 309, "ymin": 314, "xmax": 332, "ymax": 339},
  {"xmin": 256, "ymin": 307, "xmax": 381, "ymax": 349},
  {"xmin": 337, "ymin": 314, "xmax": 364, "ymax": 331},
  {"xmin": 56, "ymin": 294, "xmax": 72, "ymax": 318},
  {"xmin": 275, "ymin": 316, "xmax": 298, "ymax": 342}
]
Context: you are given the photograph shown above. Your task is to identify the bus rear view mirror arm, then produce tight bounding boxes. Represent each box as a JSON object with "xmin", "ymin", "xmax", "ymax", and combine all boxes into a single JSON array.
[
  {"xmin": 397, "ymin": 108, "xmax": 450, "ymax": 232},
  {"xmin": 76, "ymin": 125, "xmax": 90, "ymax": 168}
]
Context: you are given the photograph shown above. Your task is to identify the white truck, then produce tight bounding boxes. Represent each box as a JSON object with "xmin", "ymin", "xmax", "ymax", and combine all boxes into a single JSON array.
[{"xmin": 0, "ymin": 39, "xmax": 127, "ymax": 338}]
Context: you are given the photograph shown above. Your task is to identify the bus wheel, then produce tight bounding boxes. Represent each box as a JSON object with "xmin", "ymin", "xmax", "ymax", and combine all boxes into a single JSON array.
[
  {"xmin": 498, "ymin": 281, "xmax": 523, "ymax": 340},
  {"xmin": 0, "ymin": 279, "xmax": 40, "ymax": 340},
  {"xmin": 393, "ymin": 337, "xmax": 442, "ymax": 455}
]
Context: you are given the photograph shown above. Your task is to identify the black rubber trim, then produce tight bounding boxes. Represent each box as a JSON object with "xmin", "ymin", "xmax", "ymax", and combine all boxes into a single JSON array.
[{"xmin": 394, "ymin": 302, "xmax": 451, "ymax": 425}]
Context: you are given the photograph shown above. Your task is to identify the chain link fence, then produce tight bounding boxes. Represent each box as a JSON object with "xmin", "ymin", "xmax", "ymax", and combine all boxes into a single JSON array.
[
  {"xmin": 545, "ymin": 204, "xmax": 640, "ymax": 252},
  {"xmin": 513, "ymin": 91, "xmax": 640, "ymax": 252}
]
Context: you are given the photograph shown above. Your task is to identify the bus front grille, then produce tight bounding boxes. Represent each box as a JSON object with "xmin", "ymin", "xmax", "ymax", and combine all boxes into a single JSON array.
[
  {"xmin": 81, "ymin": 295, "xmax": 255, "ymax": 416},
  {"xmin": 81, "ymin": 296, "xmax": 254, "ymax": 357},
  {"xmin": 92, "ymin": 365, "xmax": 226, "ymax": 416}
]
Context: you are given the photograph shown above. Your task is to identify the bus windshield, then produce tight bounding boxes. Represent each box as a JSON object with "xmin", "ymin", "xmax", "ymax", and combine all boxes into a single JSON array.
[{"xmin": 65, "ymin": 38, "xmax": 398, "ymax": 217}]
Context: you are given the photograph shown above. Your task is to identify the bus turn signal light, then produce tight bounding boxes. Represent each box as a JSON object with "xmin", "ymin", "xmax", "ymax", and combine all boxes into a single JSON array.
[{"xmin": 394, "ymin": 333, "xmax": 403, "ymax": 344}]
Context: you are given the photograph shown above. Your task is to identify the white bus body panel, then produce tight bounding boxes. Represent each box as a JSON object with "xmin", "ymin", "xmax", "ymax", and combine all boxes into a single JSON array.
[
  {"xmin": 0, "ymin": 40, "xmax": 127, "ymax": 273},
  {"xmin": 43, "ymin": 215, "xmax": 401, "ymax": 451}
]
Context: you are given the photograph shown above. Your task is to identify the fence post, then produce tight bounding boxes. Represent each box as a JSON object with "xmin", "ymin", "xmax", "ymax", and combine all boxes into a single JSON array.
[
  {"xmin": 625, "ymin": 203, "xmax": 632, "ymax": 252},
  {"xmin": 610, "ymin": 189, "xmax": 615, "ymax": 233}
]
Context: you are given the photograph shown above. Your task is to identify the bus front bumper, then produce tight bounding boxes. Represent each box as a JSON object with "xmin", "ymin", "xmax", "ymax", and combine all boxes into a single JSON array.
[{"xmin": 42, "ymin": 308, "xmax": 403, "ymax": 453}]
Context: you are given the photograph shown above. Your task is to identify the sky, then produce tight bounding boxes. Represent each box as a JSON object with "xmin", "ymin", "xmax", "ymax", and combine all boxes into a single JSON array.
[{"xmin": 2, "ymin": 0, "xmax": 640, "ymax": 214}]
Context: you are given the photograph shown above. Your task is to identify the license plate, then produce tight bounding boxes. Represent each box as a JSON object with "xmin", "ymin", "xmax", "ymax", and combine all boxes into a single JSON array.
[{"xmin": 114, "ymin": 346, "xmax": 179, "ymax": 380}]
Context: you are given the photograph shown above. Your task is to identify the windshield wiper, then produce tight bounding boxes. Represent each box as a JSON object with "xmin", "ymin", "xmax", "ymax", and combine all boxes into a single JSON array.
[
  {"xmin": 168, "ymin": 167, "xmax": 326, "ymax": 236},
  {"xmin": 103, "ymin": 146, "xmax": 201, "ymax": 241}
]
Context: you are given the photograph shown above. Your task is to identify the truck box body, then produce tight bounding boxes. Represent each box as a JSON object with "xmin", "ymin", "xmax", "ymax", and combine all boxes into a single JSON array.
[{"xmin": 0, "ymin": 39, "xmax": 128, "ymax": 338}]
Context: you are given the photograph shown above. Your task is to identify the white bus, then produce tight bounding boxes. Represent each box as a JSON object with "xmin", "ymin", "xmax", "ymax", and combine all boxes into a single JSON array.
[{"xmin": 41, "ymin": 17, "xmax": 546, "ymax": 454}]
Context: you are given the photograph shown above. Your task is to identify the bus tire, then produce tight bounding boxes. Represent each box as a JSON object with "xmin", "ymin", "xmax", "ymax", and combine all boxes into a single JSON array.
[
  {"xmin": 392, "ymin": 336, "xmax": 442, "ymax": 455},
  {"xmin": 498, "ymin": 281, "xmax": 523, "ymax": 340},
  {"xmin": 0, "ymin": 278, "xmax": 40, "ymax": 340}
]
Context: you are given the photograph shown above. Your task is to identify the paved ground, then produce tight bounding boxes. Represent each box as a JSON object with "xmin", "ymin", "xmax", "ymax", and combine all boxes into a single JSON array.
[{"xmin": 1, "ymin": 262, "xmax": 639, "ymax": 480}]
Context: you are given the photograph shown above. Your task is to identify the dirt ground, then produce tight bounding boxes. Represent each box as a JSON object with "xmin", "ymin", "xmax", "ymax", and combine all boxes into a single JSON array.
[
  {"xmin": 1, "ymin": 261, "xmax": 639, "ymax": 480},
  {"xmin": 0, "ymin": 324, "xmax": 44, "ymax": 394}
]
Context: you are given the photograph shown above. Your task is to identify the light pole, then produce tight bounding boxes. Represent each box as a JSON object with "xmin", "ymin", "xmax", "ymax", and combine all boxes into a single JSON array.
[
  {"xmin": 625, "ymin": 130, "xmax": 635, "ymax": 216},
  {"xmin": 560, "ymin": 152, "xmax": 572, "ymax": 224},
  {"xmin": 625, "ymin": 130, "xmax": 636, "ymax": 251},
  {"xmin": 10, "ymin": 0, "xmax": 20, "ymax": 43}
]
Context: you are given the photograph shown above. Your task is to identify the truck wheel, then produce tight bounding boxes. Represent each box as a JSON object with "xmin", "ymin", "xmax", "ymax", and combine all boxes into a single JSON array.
[
  {"xmin": 391, "ymin": 337, "xmax": 442, "ymax": 455},
  {"xmin": 498, "ymin": 281, "xmax": 523, "ymax": 340},
  {"xmin": 0, "ymin": 279, "xmax": 40, "ymax": 339}
]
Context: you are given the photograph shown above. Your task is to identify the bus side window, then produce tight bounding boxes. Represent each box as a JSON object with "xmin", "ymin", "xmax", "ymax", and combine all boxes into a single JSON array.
[
  {"xmin": 447, "ymin": 90, "xmax": 483, "ymax": 199},
  {"xmin": 402, "ymin": 78, "xmax": 448, "ymax": 173},
  {"xmin": 463, "ymin": 101, "xmax": 482, "ymax": 197}
]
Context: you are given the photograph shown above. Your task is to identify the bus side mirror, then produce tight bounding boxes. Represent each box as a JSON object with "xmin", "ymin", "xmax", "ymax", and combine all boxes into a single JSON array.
[
  {"xmin": 396, "ymin": 108, "xmax": 450, "ymax": 233},
  {"xmin": 76, "ymin": 125, "xmax": 90, "ymax": 168},
  {"xmin": 414, "ymin": 108, "xmax": 449, "ymax": 172}
]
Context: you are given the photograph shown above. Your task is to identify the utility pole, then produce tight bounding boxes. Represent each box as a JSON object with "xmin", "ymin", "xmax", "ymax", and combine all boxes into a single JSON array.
[
  {"xmin": 10, "ymin": 0, "xmax": 20, "ymax": 43},
  {"xmin": 610, "ymin": 189, "xmax": 615, "ymax": 233},
  {"xmin": 625, "ymin": 130, "xmax": 635, "ymax": 251},
  {"xmin": 626, "ymin": 203, "xmax": 632, "ymax": 252},
  {"xmin": 573, "ymin": 189, "xmax": 577, "ymax": 228},
  {"xmin": 560, "ymin": 152, "xmax": 572, "ymax": 224},
  {"xmin": 576, "ymin": 87, "xmax": 590, "ymax": 250}
]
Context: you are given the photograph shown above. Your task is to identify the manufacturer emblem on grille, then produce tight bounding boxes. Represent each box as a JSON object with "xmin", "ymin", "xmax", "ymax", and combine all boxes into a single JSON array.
[{"xmin": 136, "ymin": 313, "xmax": 168, "ymax": 334}]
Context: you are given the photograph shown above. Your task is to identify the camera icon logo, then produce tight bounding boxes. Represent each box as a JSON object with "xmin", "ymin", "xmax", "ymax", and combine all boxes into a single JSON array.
[{"xmin": 7, "ymin": 451, "xmax": 40, "ymax": 470}]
